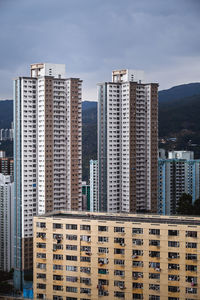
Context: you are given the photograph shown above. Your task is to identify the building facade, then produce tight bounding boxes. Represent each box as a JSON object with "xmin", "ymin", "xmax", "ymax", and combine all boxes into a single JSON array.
[
  {"xmin": 82, "ymin": 181, "xmax": 90, "ymax": 211},
  {"xmin": 0, "ymin": 174, "xmax": 14, "ymax": 271},
  {"xmin": 34, "ymin": 211, "xmax": 200, "ymax": 300},
  {"xmin": 158, "ymin": 151, "xmax": 200, "ymax": 215},
  {"xmin": 98, "ymin": 69, "xmax": 158, "ymax": 213},
  {"xmin": 13, "ymin": 63, "xmax": 82, "ymax": 289},
  {"xmin": 90, "ymin": 160, "xmax": 98, "ymax": 212},
  {"xmin": 0, "ymin": 157, "xmax": 14, "ymax": 176}
]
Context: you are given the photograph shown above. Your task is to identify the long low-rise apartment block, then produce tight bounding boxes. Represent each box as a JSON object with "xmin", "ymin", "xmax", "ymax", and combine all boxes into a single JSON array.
[{"xmin": 34, "ymin": 211, "xmax": 200, "ymax": 300}]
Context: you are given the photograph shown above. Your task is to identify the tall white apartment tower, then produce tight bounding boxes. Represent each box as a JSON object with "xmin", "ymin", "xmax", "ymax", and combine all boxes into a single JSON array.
[
  {"xmin": 98, "ymin": 69, "xmax": 158, "ymax": 213},
  {"xmin": 90, "ymin": 160, "xmax": 98, "ymax": 212},
  {"xmin": 13, "ymin": 63, "xmax": 82, "ymax": 289},
  {"xmin": 0, "ymin": 174, "xmax": 14, "ymax": 272}
]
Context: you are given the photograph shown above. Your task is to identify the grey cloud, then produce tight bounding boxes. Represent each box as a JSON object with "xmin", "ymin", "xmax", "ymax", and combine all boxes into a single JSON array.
[{"xmin": 0, "ymin": 0, "xmax": 200, "ymax": 100}]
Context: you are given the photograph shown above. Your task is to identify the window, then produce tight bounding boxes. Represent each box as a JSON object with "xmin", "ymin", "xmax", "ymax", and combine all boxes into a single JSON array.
[
  {"xmin": 186, "ymin": 265, "xmax": 197, "ymax": 272},
  {"xmin": 66, "ymin": 255, "xmax": 77, "ymax": 261},
  {"xmin": 133, "ymin": 239, "xmax": 143, "ymax": 246},
  {"xmin": 80, "ymin": 256, "xmax": 91, "ymax": 262},
  {"xmin": 168, "ymin": 252, "xmax": 179, "ymax": 259},
  {"xmin": 132, "ymin": 293, "xmax": 143, "ymax": 299},
  {"xmin": 149, "ymin": 273, "xmax": 160, "ymax": 280},
  {"xmin": 186, "ymin": 253, "xmax": 197, "ymax": 260},
  {"xmin": 114, "ymin": 259, "xmax": 124, "ymax": 265},
  {"xmin": 98, "ymin": 236, "xmax": 108, "ymax": 243},
  {"xmin": 168, "ymin": 286, "xmax": 180, "ymax": 293},
  {"xmin": 80, "ymin": 225, "xmax": 91, "ymax": 231},
  {"xmin": 168, "ymin": 275, "xmax": 179, "ymax": 281},
  {"xmin": 53, "ymin": 297, "xmax": 63, "ymax": 300},
  {"xmin": 37, "ymin": 253, "xmax": 46, "ymax": 259},
  {"xmin": 37, "ymin": 263, "xmax": 46, "ymax": 270},
  {"xmin": 98, "ymin": 226, "xmax": 108, "ymax": 232},
  {"xmin": 149, "ymin": 296, "xmax": 160, "ymax": 300},
  {"xmin": 37, "ymin": 243, "xmax": 46, "ymax": 249},
  {"xmin": 133, "ymin": 261, "xmax": 143, "ymax": 267},
  {"xmin": 98, "ymin": 258, "xmax": 109, "ymax": 265},
  {"xmin": 80, "ymin": 235, "xmax": 91, "ymax": 242},
  {"xmin": 37, "ymin": 273, "xmax": 46, "ymax": 279},
  {"xmin": 99, "ymin": 268, "xmax": 109, "ymax": 274},
  {"xmin": 53, "ymin": 285, "xmax": 63, "ymax": 291},
  {"xmin": 149, "ymin": 229, "xmax": 160, "ymax": 235},
  {"xmin": 66, "ymin": 265, "xmax": 77, "ymax": 272},
  {"xmin": 149, "ymin": 240, "xmax": 160, "ymax": 247},
  {"xmin": 186, "ymin": 242, "xmax": 197, "ymax": 249},
  {"xmin": 99, "ymin": 247, "xmax": 109, "ymax": 254},
  {"xmin": 186, "ymin": 287, "xmax": 197, "ymax": 294},
  {"xmin": 186, "ymin": 231, "xmax": 197, "ymax": 238},
  {"xmin": 168, "ymin": 230, "xmax": 179, "ymax": 236},
  {"xmin": 114, "ymin": 248, "xmax": 124, "ymax": 255},
  {"xmin": 80, "ymin": 277, "xmax": 91, "ymax": 285},
  {"xmin": 53, "ymin": 275, "xmax": 63, "ymax": 281},
  {"xmin": 66, "ymin": 245, "xmax": 77, "ymax": 251},
  {"xmin": 168, "ymin": 264, "xmax": 179, "ymax": 270},
  {"xmin": 132, "ymin": 228, "xmax": 143, "ymax": 235},
  {"xmin": 149, "ymin": 262, "xmax": 160, "ymax": 270},
  {"xmin": 149, "ymin": 251, "xmax": 160, "ymax": 258},
  {"xmin": 66, "ymin": 235, "xmax": 77, "ymax": 241},
  {"xmin": 37, "ymin": 283, "xmax": 46, "ymax": 289},
  {"xmin": 66, "ymin": 224, "xmax": 77, "ymax": 230},
  {"xmin": 114, "ymin": 291, "xmax": 124, "ymax": 298},
  {"xmin": 53, "ymin": 223, "xmax": 62, "ymax": 229},
  {"xmin": 114, "ymin": 237, "xmax": 125, "ymax": 245},
  {"xmin": 66, "ymin": 276, "xmax": 78, "ymax": 282},
  {"xmin": 133, "ymin": 250, "xmax": 143, "ymax": 257},
  {"xmin": 114, "ymin": 227, "xmax": 125, "ymax": 233},
  {"xmin": 149, "ymin": 284, "xmax": 160, "ymax": 291},
  {"xmin": 80, "ymin": 288, "xmax": 91, "ymax": 295},
  {"xmin": 66, "ymin": 286, "xmax": 78, "ymax": 293},
  {"xmin": 168, "ymin": 241, "xmax": 179, "ymax": 247},
  {"xmin": 53, "ymin": 244, "xmax": 63, "ymax": 251},
  {"xmin": 80, "ymin": 267, "xmax": 90, "ymax": 274},
  {"xmin": 133, "ymin": 282, "xmax": 143, "ymax": 289},
  {"xmin": 53, "ymin": 254, "xmax": 63, "ymax": 260},
  {"xmin": 36, "ymin": 222, "xmax": 46, "ymax": 228},
  {"xmin": 53, "ymin": 264, "xmax": 63, "ymax": 270}
]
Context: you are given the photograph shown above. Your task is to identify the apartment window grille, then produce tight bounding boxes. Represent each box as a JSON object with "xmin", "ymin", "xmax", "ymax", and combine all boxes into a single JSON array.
[
  {"xmin": 80, "ymin": 225, "xmax": 91, "ymax": 231},
  {"xmin": 98, "ymin": 226, "xmax": 108, "ymax": 232},
  {"xmin": 168, "ymin": 230, "xmax": 179, "ymax": 236},
  {"xmin": 53, "ymin": 223, "xmax": 63, "ymax": 229},
  {"xmin": 66, "ymin": 224, "xmax": 77, "ymax": 230},
  {"xmin": 149, "ymin": 229, "xmax": 160, "ymax": 235}
]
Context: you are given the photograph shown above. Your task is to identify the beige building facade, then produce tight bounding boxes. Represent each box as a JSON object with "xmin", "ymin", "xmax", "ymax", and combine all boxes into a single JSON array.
[{"xmin": 34, "ymin": 211, "xmax": 200, "ymax": 300}]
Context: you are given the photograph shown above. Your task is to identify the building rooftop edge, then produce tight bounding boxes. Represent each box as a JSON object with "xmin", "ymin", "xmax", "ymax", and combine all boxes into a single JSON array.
[{"xmin": 34, "ymin": 210, "xmax": 200, "ymax": 225}]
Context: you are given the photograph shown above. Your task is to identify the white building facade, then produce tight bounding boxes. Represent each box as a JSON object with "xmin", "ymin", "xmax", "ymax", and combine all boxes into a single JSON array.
[
  {"xmin": 13, "ymin": 63, "xmax": 82, "ymax": 289},
  {"xmin": 90, "ymin": 160, "xmax": 98, "ymax": 212},
  {"xmin": 98, "ymin": 70, "xmax": 158, "ymax": 213},
  {"xmin": 0, "ymin": 174, "xmax": 14, "ymax": 272}
]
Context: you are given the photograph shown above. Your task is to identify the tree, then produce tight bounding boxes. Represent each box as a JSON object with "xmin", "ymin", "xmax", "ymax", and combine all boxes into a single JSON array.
[
  {"xmin": 176, "ymin": 193, "xmax": 193, "ymax": 215},
  {"xmin": 192, "ymin": 198, "xmax": 200, "ymax": 216}
]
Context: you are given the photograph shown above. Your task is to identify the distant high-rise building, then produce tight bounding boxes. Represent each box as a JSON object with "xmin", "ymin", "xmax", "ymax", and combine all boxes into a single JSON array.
[
  {"xmin": 90, "ymin": 159, "xmax": 98, "ymax": 212},
  {"xmin": 0, "ymin": 174, "xmax": 14, "ymax": 272},
  {"xmin": 158, "ymin": 151, "xmax": 200, "ymax": 215},
  {"xmin": 13, "ymin": 63, "xmax": 82, "ymax": 289},
  {"xmin": 82, "ymin": 181, "xmax": 90, "ymax": 211},
  {"xmin": 98, "ymin": 69, "xmax": 158, "ymax": 213},
  {"xmin": 0, "ymin": 157, "xmax": 14, "ymax": 176}
]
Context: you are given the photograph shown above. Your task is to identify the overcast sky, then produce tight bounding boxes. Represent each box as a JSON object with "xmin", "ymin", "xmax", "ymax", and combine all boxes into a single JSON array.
[{"xmin": 0, "ymin": 0, "xmax": 200, "ymax": 100}]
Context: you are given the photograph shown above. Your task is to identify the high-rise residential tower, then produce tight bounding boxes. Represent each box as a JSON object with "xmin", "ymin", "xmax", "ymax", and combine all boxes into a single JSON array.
[
  {"xmin": 0, "ymin": 174, "xmax": 14, "ymax": 272},
  {"xmin": 158, "ymin": 151, "xmax": 200, "ymax": 215},
  {"xmin": 90, "ymin": 159, "xmax": 98, "ymax": 212},
  {"xmin": 13, "ymin": 63, "xmax": 82, "ymax": 289},
  {"xmin": 98, "ymin": 69, "xmax": 158, "ymax": 213}
]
